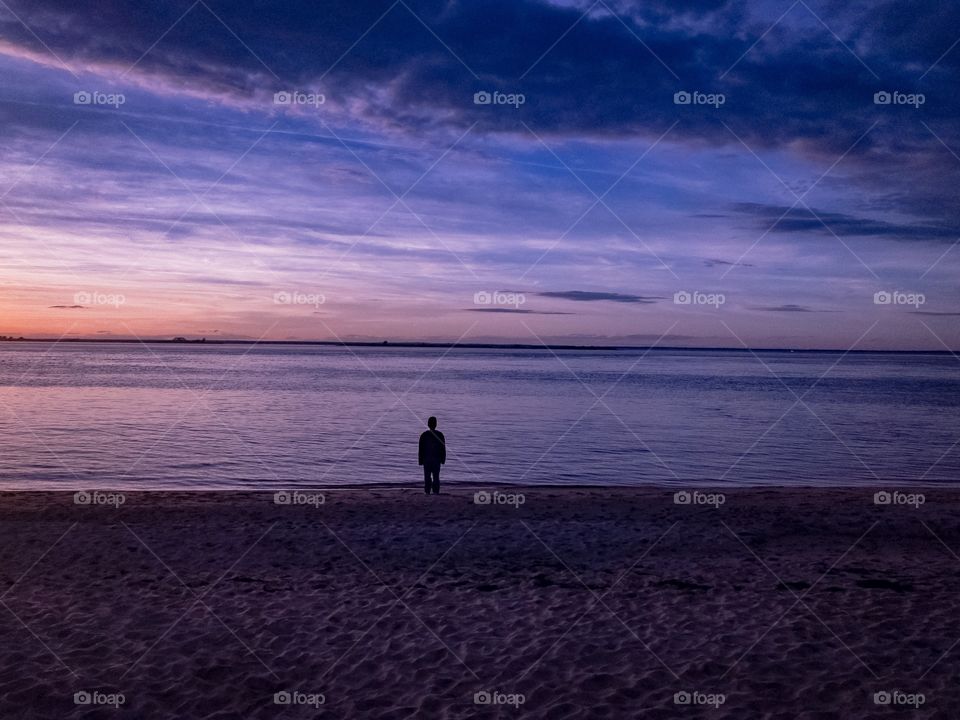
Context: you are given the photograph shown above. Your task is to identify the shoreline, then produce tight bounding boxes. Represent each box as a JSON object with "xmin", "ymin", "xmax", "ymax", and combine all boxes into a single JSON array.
[{"xmin": 0, "ymin": 482, "xmax": 956, "ymax": 495}]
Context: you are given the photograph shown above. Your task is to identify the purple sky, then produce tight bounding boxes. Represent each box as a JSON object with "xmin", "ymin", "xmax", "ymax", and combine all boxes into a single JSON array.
[{"xmin": 1, "ymin": 0, "xmax": 958, "ymax": 349}]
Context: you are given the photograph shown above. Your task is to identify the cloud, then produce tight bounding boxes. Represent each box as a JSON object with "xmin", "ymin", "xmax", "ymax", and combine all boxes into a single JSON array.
[
  {"xmin": 703, "ymin": 258, "xmax": 753, "ymax": 268},
  {"xmin": 465, "ymin": 308, "xmax": 573, "ymax": 314},
  {"xmin": 733, "ymin": 203, "xmax": 960, "ymax": 243},
  {"xmin": 3, "ymin": 0, "xmax": 957, "ymax": 148},
  {"xmin": 48, "ymin": 304, "xmax": 84, "ymax": 309},
  {"xmin": 752, "ymin": 304, "xmax": 836, "ymax": 313},
  {"xmin": 535, "ymin": 290, "xmax": 663, "ymax": 303},
  {"xmin": 3, "ymin": 0, "xmax": 952, "ymax": 237}
]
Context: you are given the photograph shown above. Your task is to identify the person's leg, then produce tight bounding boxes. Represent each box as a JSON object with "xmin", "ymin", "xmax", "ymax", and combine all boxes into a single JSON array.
[
  {"xmin": 431, "ymin": 467, "xmax": 440, "ymax": 494},
  {"xmin": 423, "ymin": 466, "xmax": 431, "ymax": 494}
]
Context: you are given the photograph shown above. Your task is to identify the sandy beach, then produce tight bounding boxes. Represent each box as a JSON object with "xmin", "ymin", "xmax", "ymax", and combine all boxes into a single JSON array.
[{"xmin": 0, "ymin": 486, "xmax": 957, "ymax": 718}]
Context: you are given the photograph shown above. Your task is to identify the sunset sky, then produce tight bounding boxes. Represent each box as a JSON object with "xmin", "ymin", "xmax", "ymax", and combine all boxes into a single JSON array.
[{"xmin": 1, "ymin": 0, "xmax": 958, "ymax": 349}]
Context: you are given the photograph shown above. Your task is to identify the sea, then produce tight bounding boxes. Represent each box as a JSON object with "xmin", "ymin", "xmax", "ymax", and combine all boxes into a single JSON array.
[{"xmin": 0, "ymin": 343, "xmax": 957, "ymax": 489}]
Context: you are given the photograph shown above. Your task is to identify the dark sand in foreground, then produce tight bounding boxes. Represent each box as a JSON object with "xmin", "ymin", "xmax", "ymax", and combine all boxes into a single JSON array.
[{"xmin": 0, "ymin": 486, "xmax": 957, "ymax": 719}]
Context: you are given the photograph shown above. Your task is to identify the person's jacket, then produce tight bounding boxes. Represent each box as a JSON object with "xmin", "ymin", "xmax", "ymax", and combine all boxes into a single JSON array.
[{"xmin": 418, "ymin": 430, "xmax": 446, "ymax": 467}]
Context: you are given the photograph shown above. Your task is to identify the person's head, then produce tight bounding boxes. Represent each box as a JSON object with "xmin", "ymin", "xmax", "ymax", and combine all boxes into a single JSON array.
[{"xmin": 427, "ymin": 416, "xmax": 437, "ymax": 430}]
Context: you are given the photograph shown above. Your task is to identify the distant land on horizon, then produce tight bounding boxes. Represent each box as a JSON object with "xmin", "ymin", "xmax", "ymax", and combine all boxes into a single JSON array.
[{"xmin": 0, "ymin": 336, "xmax": 955, "ymax": 355}]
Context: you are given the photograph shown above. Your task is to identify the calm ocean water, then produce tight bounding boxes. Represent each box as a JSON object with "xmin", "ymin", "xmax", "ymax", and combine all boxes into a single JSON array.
[{"xmin": 0, "ymin": 343, "xmax": 957, "ymax": 489}]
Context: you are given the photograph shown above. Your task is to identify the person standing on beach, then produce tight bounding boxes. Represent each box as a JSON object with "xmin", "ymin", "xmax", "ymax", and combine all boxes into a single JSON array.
[{"xmin": 418, "ymin": 416, "xmax": 446, "ymax": 494}]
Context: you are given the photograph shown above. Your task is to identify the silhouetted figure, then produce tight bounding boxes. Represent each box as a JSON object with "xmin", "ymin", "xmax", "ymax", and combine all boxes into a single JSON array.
[{"xmin": 418, "ymin": 416, "xmax": 446, "ymax": 494}]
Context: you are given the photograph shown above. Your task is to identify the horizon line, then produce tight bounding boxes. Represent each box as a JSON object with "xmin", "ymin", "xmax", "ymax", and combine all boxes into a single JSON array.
[{"xmin": 0, "ymin": 337, "xmax": 956, "ymax": 354}]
